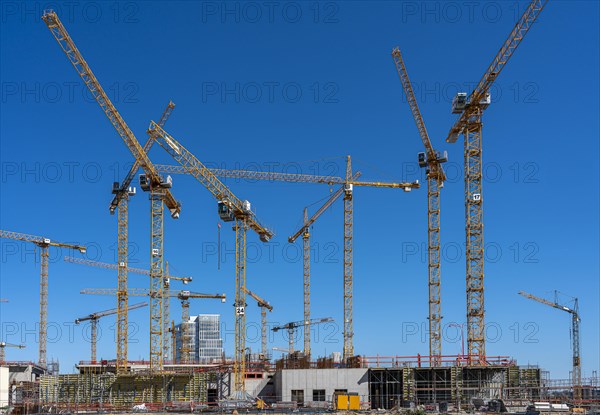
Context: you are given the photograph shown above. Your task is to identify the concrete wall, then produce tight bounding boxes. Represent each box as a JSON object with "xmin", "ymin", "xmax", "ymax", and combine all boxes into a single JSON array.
[
  {"xmin": 8, "ymin": 365, "xmax": 40, "ymax": 383},
  {"xmin": 276, "ymin": 368, "xmax": 369, "ymax": 403},
  {"xmin": 0, "ymin": 366, "xmax": 8, "ymax": 407},
  {"xmin": 245, "ymin": 372, "xmax": 274, "ymax": 398}
]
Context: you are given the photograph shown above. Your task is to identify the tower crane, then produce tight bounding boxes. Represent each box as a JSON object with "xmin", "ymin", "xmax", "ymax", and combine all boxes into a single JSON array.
[
  {"xmin": 272, "ymin": 317, "xmax": 333, "ymax": 354},
  {"xmin": 0, "ymin": 230, "xmax": 86, "ymax": 366},
  {"xmin": 158, "ymin": 156, "xmax": 419, "ymax": 361},
  {"xmin": 392, "ymin": 47, "xmax": 447, "ymax": 366},
  {"xmin": 242, "ymin": 287, "xmax": 273, "ymax": 359},
  {"xmin": 109, "ymin": 101, "xmax": 176, "ymax": 367},
  {"xmin": 43, "ymin": 10, "xmax": 182, "ymax": 373},
  {"xmin": 75, "ymin": 302, "xmax": 148, "ymax": 362},
  {"xmin": 147, "ymin": 121, "xmax": 272, "ymax": 392},
  {"xmin": 288, "ymin": 171, "xmax": 360, "ymax": 358},
  {"xmin": 81, "ymin": 288, "xmax": 226, "ymax": 364},
  {"xmin": 0, "ymin": 342, "xmax": 26, "ymax": 363},
  {"xmin": 444, "ymin": 0, "xmax": 547, "ymax": 365},
  {"xmin": 518, "ymin": 291, "xmax": 582, "ymax": 402},
  {"xmin": 289, "ymin": 157, "xmax": 418, "ymax": 361},
  {"xmin": 64, "ymin": 256, "xmax": 192, "ymax": 360}
]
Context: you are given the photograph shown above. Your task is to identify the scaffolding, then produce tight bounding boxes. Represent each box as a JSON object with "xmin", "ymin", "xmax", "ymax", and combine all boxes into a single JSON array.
[
  {"xmin": 368, "ymin": 365, "xmax": 545, "ymax": 410},
  {"xmin": 7, "ymin": 360, "xmax": 598, "ymax": 411},
  {"xmin": 38, "ymin": 370, "xmax": 221, "ymax": 412}
]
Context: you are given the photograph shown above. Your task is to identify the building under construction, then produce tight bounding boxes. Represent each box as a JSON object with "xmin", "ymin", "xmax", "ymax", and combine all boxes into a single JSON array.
[
  {"xmin": 1, "ymin": 1, "xmax": 598, "ymax": 414},
  {"xmin": 3, "ymin": 355, "xmax": 597, "ymax": 413}
]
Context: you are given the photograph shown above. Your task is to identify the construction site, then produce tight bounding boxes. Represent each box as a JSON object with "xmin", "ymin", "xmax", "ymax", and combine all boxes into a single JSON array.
[{"xmin": 0, "ymin": 1, "xmax": 599, "ymax": 414}]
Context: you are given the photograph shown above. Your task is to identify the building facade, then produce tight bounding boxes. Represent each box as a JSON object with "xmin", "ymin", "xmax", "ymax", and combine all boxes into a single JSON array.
[{"xmin": 176, "ymin": 314, "xmax": 223, "ymax": 363}]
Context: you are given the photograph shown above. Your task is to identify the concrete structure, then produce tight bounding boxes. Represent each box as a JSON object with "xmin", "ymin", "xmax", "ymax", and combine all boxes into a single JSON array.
[
  {"xmin": 0, "ymin": 366, "xmax": 8, "ymax": 407},
  {"xmin": 368, "ymin": 366, "xmax": 542, "ymax": 410},
  {"xmin": 0, "ymin": 363, "xmax": 46, "ymax": 410},
  {"xmin": 6, "ymin": 363, "xmax": 46, "ymax": 383},
  {"xmin": 15, "ymin": 362, "xmax": 599, "ymax": 411},
  {"xmin": 274, "ymin": 369, "xmax": 369, "ymax": 405}
]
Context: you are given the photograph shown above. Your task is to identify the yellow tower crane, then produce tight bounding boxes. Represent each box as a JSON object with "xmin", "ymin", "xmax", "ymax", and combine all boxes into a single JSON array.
[
  {"xmin": 81, "ymin": 288, "xmax": 226, "ymax": 364},
  {"xmin": 444, "ymin": 0, "xmax": 547, "ymax": 365},
  {"xmin": 519, "ymin": 291, "xmax": 582, "ymax": 402},
  {"xmin": 110, "ymin": 101, "xmax": 175, "ymax": 371},
  {"xmin": 157, "ymin": 156, "xmax": 419, "ymax": 361},
  {"xmin": 242, "ymin": 287, "xmax": 273, "ymax": 359},
  {"xmin": 43, "ymin": 10, "xmax": 182, "ymax": 372},
  {"xmin": 288, "ymin": 171, "xmax": 360, "ymax": 358},
  {"xmin": 75, "ymin": 302, "xmax": 148, "ymax": 362},
  {"xmin": 64, "ymin": 256, "xmax": 192, "ymax": 361},
  {"xmin": 0, "ymin": 342, "xmax": 26, "ymax": 363},
  {"xmin": 109, "ymin": 101, "xmax": 176, "ymax": 365},
  {"xmin": 147, "ymin": 122, "xmax": 272, "ymax": 392},
  {"xmin": 0, "ymin": 230, "xmax": 86, "ymax": 366},
  {"xmin": 392, "ymin": 47, "xmax": 447, "ymax": 366}
]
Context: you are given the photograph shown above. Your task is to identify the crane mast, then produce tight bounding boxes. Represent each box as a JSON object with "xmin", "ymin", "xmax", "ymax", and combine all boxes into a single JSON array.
[
  {"xmin": 342, "ymin": 157, "xmax": 354, "ymax": 360},
  {"xmin": 444, "ymin": 0, "xmax": 547, "ymax": 365},
  {"xmin": 242, "ymin": 287, "xmax": 273, "ymax": 358},
  {"xmin": 392, "ymin": 47, "xmax": 447, "ymax": 366},
  {"xmin": 302, "ymin": 208, "xmax": 310, "ymax": 357},
  {"xmin": 0, "ymin": 230, "xmax": 86, "ymax": 366},
  {"xmin": 43, "ymin": 10, "xmax": 183, "ymax": 372},
  {"xmin": 518, "ymin": 291, "xmax": 581, "ymax": 402}
]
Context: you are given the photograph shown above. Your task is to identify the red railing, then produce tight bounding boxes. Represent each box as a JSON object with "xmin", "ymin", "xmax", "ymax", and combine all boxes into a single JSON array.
[
  {"xmin": 361, "ymin": 354, "xmax": 516, "ymax": 368},
  {"xmin": 77, "ymin": 353, "xmax": 516, "ymax": 372}
]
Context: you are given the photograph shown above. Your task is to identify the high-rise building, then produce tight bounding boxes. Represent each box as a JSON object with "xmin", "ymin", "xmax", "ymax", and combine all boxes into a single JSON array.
[
  {"xmin": 175, "ymin": 314, "xmax": 223, "ymax": 363},
  {"xmin": 197, "ymin": 314, "xmax": 223, "ymax": 362}
]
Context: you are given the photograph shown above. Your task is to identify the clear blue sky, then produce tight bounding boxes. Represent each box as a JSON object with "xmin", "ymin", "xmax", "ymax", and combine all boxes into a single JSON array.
[{"xmin": 0, "ymin": 1, "xmax": 598, "ymax": 378}]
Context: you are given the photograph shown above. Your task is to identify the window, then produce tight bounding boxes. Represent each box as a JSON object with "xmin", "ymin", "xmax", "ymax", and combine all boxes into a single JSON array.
[
  {"xmin": 313, "ymin": 389, "xmax": 326, "ymax": 402},
  {"xmin": 291, "ymin": 390, "xmax": 304, "ymax": 404}
]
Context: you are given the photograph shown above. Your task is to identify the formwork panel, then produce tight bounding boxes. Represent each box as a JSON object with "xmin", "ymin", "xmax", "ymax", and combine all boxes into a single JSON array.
[
  {"xmin": 368, "ymin": 366, "xmax": 542, "ymax": 409},
  {"xmin": 39, "ymin": 372, "xmax": 211, "ymax": 411}
]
